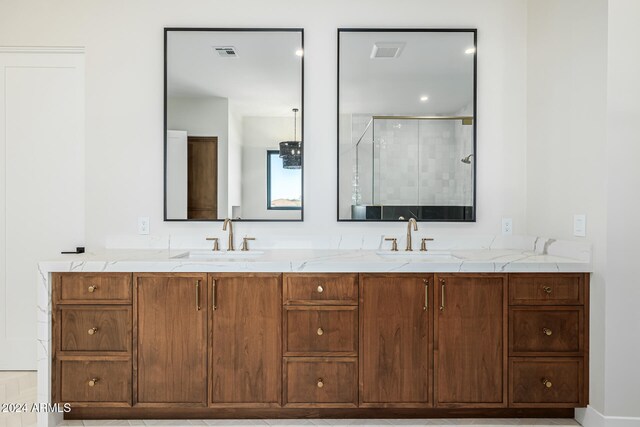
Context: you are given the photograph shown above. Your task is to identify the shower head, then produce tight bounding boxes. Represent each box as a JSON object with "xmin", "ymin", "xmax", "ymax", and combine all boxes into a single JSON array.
[{"xmin": 461, "ymin": 154, "xmax": 474, "ymax": 164}]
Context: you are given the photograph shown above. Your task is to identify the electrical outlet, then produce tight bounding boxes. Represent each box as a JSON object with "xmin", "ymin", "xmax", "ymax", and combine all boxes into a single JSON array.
[
  {"xmin": 502, "ymin": 218, "xmax": 513, "ymax": 236},
  {"xmin": 138, "ymin": 217, "xmax": 150, "ymax": 235},
  {"xmin": 573, "ymin": 214, "xmax": 586, "ymax": 237}
]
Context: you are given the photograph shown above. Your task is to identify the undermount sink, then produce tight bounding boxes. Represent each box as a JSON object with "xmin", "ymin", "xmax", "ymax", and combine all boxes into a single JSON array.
[
  {"xmin": 173, "ymin": 250, "xmax": 264, "ymax": 260},
  {"xmin": 376, "ymin": 250, "xmax": 452, "ymax": 258}
]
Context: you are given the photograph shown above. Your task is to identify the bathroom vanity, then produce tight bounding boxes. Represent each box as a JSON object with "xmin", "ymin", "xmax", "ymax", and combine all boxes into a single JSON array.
[{"xmin": 38, "ymin": 244, "xmax": 591, "ymax": 424}]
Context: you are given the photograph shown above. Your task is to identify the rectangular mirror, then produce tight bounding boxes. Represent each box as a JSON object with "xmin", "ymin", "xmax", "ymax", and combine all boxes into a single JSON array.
[
  {"xmin": 338, "ymin": 29, "xmax": 476, "ymax": 222},
  {"xmin": 165, "ymin": 28, "xmax": 304, "ymax": 221}
]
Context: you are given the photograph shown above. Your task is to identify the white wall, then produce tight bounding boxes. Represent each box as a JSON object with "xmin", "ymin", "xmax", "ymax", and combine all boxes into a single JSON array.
[
  {"xmin": 526, "ymin": 0, "xmax": 608, "ymax": 415},
  {"xmin": 241, "ymin": 116, "xmax": 301, "ymax": 220},
  {"xmin": 166, "ymin": 130, "xmax": 188, "ymax": 219},
  {"xmin": 167, "ymin": 96, "xmax": 229, "ymax": 218},
  {"xmin": 604, "ymin": 0, "xmax": 640, "ymax": 419},
  {"xmin": 228, "ymin": 102, "xmax": 243, "ymax": 218},
  {"xmin": 0, "ymin": 0, "xmax": 529, "ymax": 245}
]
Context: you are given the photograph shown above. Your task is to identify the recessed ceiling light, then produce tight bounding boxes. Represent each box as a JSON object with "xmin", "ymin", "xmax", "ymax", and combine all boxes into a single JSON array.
[
  {"xmin": 295, "ymin": 49, "xmax": 304, "ymax": 57},
  {"xmin": 420, "ymin": 95, "xmax": 429, "ymax": 102},
  {"xmin": 465, "ymin": 47, "xmax": 476, "ymax": 55}
]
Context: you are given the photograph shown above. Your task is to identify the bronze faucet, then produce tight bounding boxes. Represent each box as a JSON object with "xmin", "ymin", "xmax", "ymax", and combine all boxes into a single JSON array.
[
  {"xmin": 222, "ymin": 218, "xmax": 234, "ymax": 251},
  {"xmin": 406, "ymin": 218, "xmax": 418, "ymax": 251}
]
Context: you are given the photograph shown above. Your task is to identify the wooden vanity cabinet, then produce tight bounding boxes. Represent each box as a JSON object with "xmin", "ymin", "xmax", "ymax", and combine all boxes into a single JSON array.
[
  {"xmin": 359, "ymin": 274, "xmax": 433, "ymax": 407},
  {"xmin": 434, "ymin": 274, "xmax": 508, "ymax": 407},
  {"xmin": 54, "ymin": 271, "xmax": 588, "ymax": 419},
  {"xmin": 52, "ymin": 273, "xmax": 133, "ymax": 407},
  {"xmin": 209, "ymin": 273, "xmax": 282, "ymax": 407},
  {"xmin": 134, "ymin": 273, "xmax": 208, "ymax": 406}
]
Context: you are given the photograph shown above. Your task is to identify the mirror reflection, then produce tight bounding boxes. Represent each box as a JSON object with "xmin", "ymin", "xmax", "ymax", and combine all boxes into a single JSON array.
[
  {"xmin": 165, "ymin": 29, "xmax": 303, "ymax": 221},
  {"xmin": 338, "ymin": 29, "xmax": 476, "ymax": 221}
]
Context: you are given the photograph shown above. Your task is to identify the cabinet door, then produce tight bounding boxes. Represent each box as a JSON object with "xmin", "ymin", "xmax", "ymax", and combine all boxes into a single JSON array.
[
  {"xmin": 135, "ymin": 274, "xmax": 207, "ymax": 405},
  {"xmin": 210, "ymin": 274, "xmax": 281, "ymax": 406},
  {"xmin": 359, "ymin": 274, "xmax": 433, "ymax": 407},
  {"xmin": 435, "ymin": 274, "xmax": 507, "ymax": 407}
]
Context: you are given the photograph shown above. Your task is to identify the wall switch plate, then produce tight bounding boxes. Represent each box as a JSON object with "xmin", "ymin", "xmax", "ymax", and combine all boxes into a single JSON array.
[
  {"xmin": 502, "ymin": 218, "xmax": 513, "ymax": 235},
  {"xmin": 138, "ymin": 217, "xmax": 150, "ymax": 235},
  {"xmin": 573, "ymin": 214, "xmax": 586, "ymax": 237}
]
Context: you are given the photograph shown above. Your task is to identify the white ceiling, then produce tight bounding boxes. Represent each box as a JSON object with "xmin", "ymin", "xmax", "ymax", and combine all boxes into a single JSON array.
[
  {"xmin": 339, "ymin": 31, "xmax": 475, "ymax": 115},
  {"xmin": 167, "ymin": 31, "xmax": 302, "ymax": 117}
]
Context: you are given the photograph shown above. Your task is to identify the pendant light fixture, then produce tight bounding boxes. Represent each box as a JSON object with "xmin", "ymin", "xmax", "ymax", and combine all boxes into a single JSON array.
[{"xmin": 279, "ymin": 108, "xmax": 302, "ymax": 169}]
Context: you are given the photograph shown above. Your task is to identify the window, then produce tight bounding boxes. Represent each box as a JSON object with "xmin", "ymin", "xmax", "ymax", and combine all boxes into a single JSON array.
[{"xmin": 267, "ymin": 150, "xmax": 302, "ymax": 210}]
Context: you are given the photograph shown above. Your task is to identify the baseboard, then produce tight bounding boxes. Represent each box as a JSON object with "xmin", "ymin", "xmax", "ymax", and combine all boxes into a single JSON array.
[{"xmin": 576, "ymin": 406, "xmax": 640, "ymax": 427}]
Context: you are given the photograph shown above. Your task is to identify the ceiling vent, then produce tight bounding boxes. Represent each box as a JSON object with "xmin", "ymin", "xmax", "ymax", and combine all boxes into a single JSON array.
[
  {"xmin": 213, "ymin": 46, "xmax": 238, "ymax": 57},
  {"xmin": 370, "ymin": 42, "xmax": 405, "ymax": 59}
]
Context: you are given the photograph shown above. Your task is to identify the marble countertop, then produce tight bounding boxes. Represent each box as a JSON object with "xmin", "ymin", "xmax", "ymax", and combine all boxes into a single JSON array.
[{"xmin": 38, "ymin": 246, "xmax": 592, "ymax": 274}]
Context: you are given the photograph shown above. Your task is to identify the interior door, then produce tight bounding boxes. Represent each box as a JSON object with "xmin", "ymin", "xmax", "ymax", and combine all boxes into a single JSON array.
[
  {"xmin": 187, "ymin": 136, "xmax": 217, "ymax": 219},
  {"xmin": 0, "ymin": 48, "xmax": 85, "ymax": 369}
]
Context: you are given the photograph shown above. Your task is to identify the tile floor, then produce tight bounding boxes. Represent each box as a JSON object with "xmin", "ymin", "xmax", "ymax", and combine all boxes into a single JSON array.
[{"xmin": 1, "ymin": 372, "xmax": 580, "ymax": 427}]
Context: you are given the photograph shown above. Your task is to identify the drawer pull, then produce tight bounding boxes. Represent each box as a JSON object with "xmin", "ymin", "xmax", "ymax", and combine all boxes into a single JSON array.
[
  {"xmin": 316, "ymin": 284, "xmax": 324, "ymax": 293},
  {"xmin": 440, "ymin": 279, "xmax": 446, "ymax": 311},
  {"xmin": 317, "ymin": 378, "xmax": 324, "ymax": 388},
  {"xmin": 87, "ymin": 327, "xmax": 98, "ymax": 335},
  {"xmin": 88, "ymin": 378, "xmax": 99, "ymax": 387},
  {"xmin": 212, "ymin": 279, "xmax": 217, "ymax": 310},
  {"xmin": 542, "ymin": 378, "xmax": 553, "ymax": 388},
  {"xmin": 88, "ymin": 285, "xmax": 97, "ymax": 293},
  {"xmin": 543, "ymin": 327, "xmax": 553, "ymax": 336},
  {"xmin": 543, "ymin": 286, "xmax": 552, "ymax": 294},
  {"xmin": 317, "ymin": 327, "xmax": 324, "ymax": 336}
]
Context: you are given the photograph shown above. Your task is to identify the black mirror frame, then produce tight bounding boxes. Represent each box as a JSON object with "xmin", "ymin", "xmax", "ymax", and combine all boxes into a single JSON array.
[
  {"xmin": 164, "ymin": 27, "xmax": 305, "ymax": 222},
  {"xmin": 336, "ymin": 28, "xmax": 477, "ymax": 222}
]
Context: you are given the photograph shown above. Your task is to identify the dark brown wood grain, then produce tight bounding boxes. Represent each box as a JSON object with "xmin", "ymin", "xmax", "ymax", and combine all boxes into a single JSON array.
[
  {"xmin": 510, "ymin": 307, "xmax": 583, "ymax": 356},
  {"xmin": 510, "ymin": 358, "xmax": 583, "ymax": 407},
  {"xmin": 434, "ymin": 274, "xmax": 507, "ymax": 407},
  {"xmin": 55, "ymin": 273, "xmax": 132, "ymax": 304},
  {"xmin": 66, "ymin": 406, "xmax": 575, "ymax": 419},
  {"xmin": 284, "ymin": 306, "xmax": 357, "ymax": 356},
  {"xmin": 60, "ymin": 306, "xmax": 131, "ymax": 352},
  {"xmin": 359, "ymin": 274, "xmax": 433, "ymax": 407},
  {"xmin": 509, "ymin": 274, "xmax": 584, "ymax": 305},
  {"xmin": 209, "ymin": 273, "xmax": 282, "ymax": 406},
  {"xmin": 284, "ymin": 273, "xmax": 358, "ymax": 305},
  {"xmin": 187, "ymin": 136, "xmax": 218, "ymax": 220},
  {"xmin": 59, "ymin": 359, "xmax": 131, "ymax": 404},
  {"xmin": 135, "ymin": 273, "xmax": 208, "ymax": 405},
  {"xmin": 283, "ymin": 357, "xmax": 357, "ymax": 407}
]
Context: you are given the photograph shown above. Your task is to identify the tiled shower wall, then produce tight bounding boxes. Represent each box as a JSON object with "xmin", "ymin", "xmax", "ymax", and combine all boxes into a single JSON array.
[{"xmin": 349, "ymin": 107, "xmax": 473, "ymax": 207}]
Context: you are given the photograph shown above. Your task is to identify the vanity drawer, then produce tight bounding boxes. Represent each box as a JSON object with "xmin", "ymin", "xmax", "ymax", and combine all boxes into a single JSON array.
[
  {"xmin": 283, "ymin": 273, "xmax": 358, "ymax": 305},
  {"xmin": 509, "ymin": 274, "xmax": 584, "ymax": 305},
  {"xmin": 59, "ymin": 307, "xmax": 131, "ymax": 353},
  {"xmin": 59, "ymin": 359, "xmax": 131, "ymax": 404},
  {"xmin": 55, "ymin": 273, "xmax": 132, "ymax": 304},
  {"xmin": 284, "ymin": 306, "xmax": 357, "ymax": 356},
  {"xmin": 510, "ymin": 307, "xmax": 582, "ymax": 355},
  {"xmin": 284, "ymin": 357, "xmax": 357, "ymax": 407},
  {"xmin": 509, "ymin": 358, "xmax": 583, "ymax": 407}
]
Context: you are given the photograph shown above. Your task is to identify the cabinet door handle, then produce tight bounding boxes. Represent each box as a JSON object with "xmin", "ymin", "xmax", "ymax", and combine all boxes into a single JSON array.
[
  {"xmin": 543, "ymin": 327, "xmax": 553, "ymax": 336},
  {"xmin": 88, "ymin": 327, "xmax": 98, "ymax": 335},
  {"xmin": 212, "ymin": 279, "xmax": 217, "ymax": 310},
  {"xmin": 423, "ymin": 279, "xmax": 429, "ymax": 311},
  {"xmin": 317, "ymin": 378, "xmax": 324, "ymax": 388},
  {"xmin": 88, "ymin": 378, "xmax": 99, "ymax": 387},
  {"xmin": 195, "ymin": 280, "xmax": 201, "ymax": 311},
  {"xmin": 542, "ymin": 378, "xmax": 553, "ymax": 388},
  {"xmin": 440, "ymin": 280, "xmax": 446, "ymax": 311}
]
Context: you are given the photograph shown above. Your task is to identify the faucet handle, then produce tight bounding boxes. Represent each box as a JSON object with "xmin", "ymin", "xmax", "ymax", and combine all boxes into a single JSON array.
[
  {"xmin": 384, "ymin": 237, "xmax": 399, "ymax": 252},
  {"xmin": 241, "ymin": 237, "xmax": 256, "ymax": 251},
  {"xmin": 420, "ymin": 238, "xmax": 435, "ymax": 252},
  {"xmin": 206, "ymin": 237, "xmax": 220, "ymax": 251}
]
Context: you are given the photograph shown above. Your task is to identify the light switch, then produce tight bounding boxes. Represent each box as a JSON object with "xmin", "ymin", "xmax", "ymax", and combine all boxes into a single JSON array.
[
  {"xmin": 138, "ymin": 217, "xmax": 150, "ymax": 235},
  {"xmin": 573, "ymin": 214, "xmax": 586, "ymax": 237}
]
